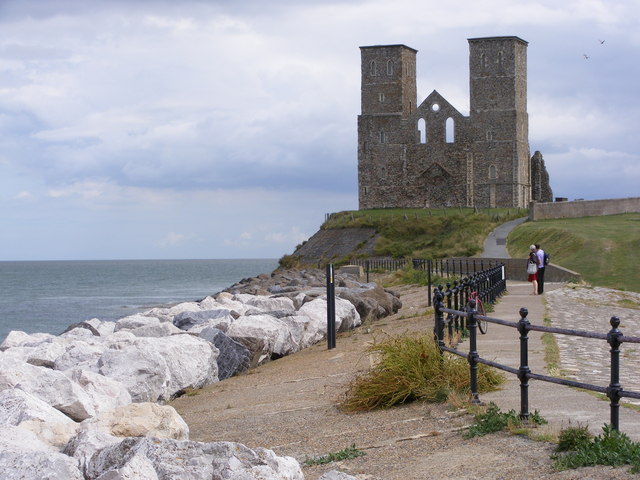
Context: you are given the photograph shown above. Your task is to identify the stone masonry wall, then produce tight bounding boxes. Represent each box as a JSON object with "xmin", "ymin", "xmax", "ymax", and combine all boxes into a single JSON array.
[{"xmin": 530, "ymin": 197, "xmax": 640, "ymax": 220}]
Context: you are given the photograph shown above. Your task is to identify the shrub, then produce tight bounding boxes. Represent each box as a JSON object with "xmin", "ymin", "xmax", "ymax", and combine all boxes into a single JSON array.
[
  {"xmin": 340, "ymin": 334, "xmax": 504, "ymax": 412},
  {"xmin": 553, "ymin": 424, "xmax": 640, "ymax": 472},
  {"xmin": 464, "ymin": 402, "xmax": 547, "ymax": 438}
]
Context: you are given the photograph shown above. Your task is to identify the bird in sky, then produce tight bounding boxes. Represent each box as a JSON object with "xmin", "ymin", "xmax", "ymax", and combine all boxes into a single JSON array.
[
  {"xmin": 599, "ymin": 39, "xmax": 605, "ymax": 44},
  {"xmin": 583, "ymin": 54, "xmax": 590, "ymax": 59}
]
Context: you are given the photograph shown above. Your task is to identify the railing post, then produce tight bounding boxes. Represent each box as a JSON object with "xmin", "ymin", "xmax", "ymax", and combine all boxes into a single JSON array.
[
  {"xmin": 365, "ymin": 260, "xmax": 370, "ymax": 283},
  {"xmin": 467, "ymin": 298, "xmax": 481, "ymax": 404},
  {"xmin": 607, "ymin": 316, "xmax": 623, "ymax": 431},
  {"xmin": 445, "ymin": 283, "xmax": 453, "ymax": 342},
  {"xmin": 434, "ymin": 286, "xmax": 445, "ymax": 352},
  {"xmin": 326, "ymin": 264, "xmax": 336, "ymax": 349},
  {"xmin": 453, "ymin": 280, "xmax": 460, "ymax": 332},
  {"xmin": 517, "ymin": 307, "xmax": 531, "ymax": 421},
  {"xmin": 427, "ymin": 259, "xmax": 432, "ymax": 307}
]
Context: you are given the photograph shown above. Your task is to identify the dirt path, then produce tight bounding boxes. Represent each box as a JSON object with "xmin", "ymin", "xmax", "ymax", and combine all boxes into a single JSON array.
[{"xmin": 170, "ymin": 284, "xmax": 638, "ymax": 479}]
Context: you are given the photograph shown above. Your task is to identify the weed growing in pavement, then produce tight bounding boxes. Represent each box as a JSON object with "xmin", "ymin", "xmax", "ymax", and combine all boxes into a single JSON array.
[
  {"xmin": 303, "ymin": 444, "xmax": 366, "ymax": 466},
  {"xmin": 340, "ymin": 334, "xmax": 504, "ymax": 412},
  {"xmin": 553, "ymin": 424, "xmax": 640, "ymax": 473},
  {"xmin": 464, "ymin": 402, "xmax": 547, "ymax": 439}
]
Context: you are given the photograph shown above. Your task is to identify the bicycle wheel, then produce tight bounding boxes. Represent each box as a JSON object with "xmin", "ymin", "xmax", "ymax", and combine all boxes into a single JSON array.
[{"xmin": 476, "ymin": 298, "xmax": 488, "ymax": 334}]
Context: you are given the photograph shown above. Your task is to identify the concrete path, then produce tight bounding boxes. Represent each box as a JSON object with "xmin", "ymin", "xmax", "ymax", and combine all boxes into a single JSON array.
[
  {"xmin": 479, "ymin": 216, "xmax": 528, "ymax": 258},
  {"xmin": 479, "ymin": 281, "xmax": 640, "ymax": 440}
]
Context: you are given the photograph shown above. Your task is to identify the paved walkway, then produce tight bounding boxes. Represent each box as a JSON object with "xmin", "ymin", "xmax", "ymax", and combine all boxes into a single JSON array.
[
  {"xmin": 480, "ymin": 281, "xmax": 640, "ymax": 440},
  {"xmin": 479, "ymin": 216, "xmax": 528, "ymax": 258}
]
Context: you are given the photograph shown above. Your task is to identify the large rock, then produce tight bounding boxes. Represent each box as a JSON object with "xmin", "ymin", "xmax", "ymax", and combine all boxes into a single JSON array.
[
  {"xmin": 0, "ymin": 425, "xmax": 83, "ymax": 479},
  {"xmin": 97, "ymin": 335, "xmax": 218, "ymax": 402},
  {"xmin": 173, "ymin": 309, "xmax": 235, "ymax": 332},
  {"xmin": 337, "ymin": 284, "xmax": 402, "ymax": 321},
  {"xmin": 0, "ymin": 355, "xmax": 97, "ymax": 421},
  {"xmin": 198, "ymin": 327, "xmax": 251, "ymax": 380},
  {"xmin": 233, "ymin": 294, "xmax": 296, "ymax": 312},
  {"xmin": 227, "ymin": 314, "xmax": 299, "ymax": 364},
  {"xmin": 0, "ymin": 331, "xmax": 55, "ymax": 351},
  {"xmin": 78, "ymin": 403, "xmax": 189, "ymax": 440},
  {"xmin": 85, "ymin": 437, "xmax": 303, "ymax": 480},
  {"xmin": 0, "ymin": 387, "xmax": 74, "ymax": 426},
  {"xmin": 64, "ymin": 368, "xmax": 132, "ymax": 414}
]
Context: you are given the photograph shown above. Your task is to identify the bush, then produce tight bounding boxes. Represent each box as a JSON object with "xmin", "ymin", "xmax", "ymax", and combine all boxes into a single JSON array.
[
  {"xmin": 340, "ymin": 334, "xmax": 504, "ymax": 412},
  {"xmin": 464, "ymin": 402, "xmax": 546, "ymax": 438},
  {"xmin": 553, "ymin": 424, "xmax": 640, "ymax": 472}
]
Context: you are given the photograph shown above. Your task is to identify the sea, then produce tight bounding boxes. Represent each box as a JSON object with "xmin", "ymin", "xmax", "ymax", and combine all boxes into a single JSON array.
[{"xmin": 0, "ymin": 259, "xmax": 279, "ymax": 343}]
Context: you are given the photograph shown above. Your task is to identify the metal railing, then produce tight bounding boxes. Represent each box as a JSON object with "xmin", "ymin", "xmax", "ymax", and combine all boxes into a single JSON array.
[
  {"xmin": 350, "ymin": 258, "xmax": 506, "ymax": 306},
  {"xmin": 433, "ymin": 287, "xmax": 640, "ymax": 432}
]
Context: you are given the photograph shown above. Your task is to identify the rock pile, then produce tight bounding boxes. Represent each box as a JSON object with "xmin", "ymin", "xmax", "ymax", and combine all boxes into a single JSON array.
[{"xmin": 0, "ymin": 269, "xmax": 398, "ymax": 479}]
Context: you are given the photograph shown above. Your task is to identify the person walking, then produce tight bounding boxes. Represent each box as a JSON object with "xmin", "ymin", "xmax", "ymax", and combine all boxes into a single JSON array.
[
  {"xmin": 535, "ymin": 243, "xmax": 546, "ymax": 294},
  {"xmin": 527, "ymin": 245, "xmax": 539, "ymax": 295}
]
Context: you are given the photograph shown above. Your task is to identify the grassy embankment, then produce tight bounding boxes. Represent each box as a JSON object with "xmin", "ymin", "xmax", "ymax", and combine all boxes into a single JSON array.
[
  {"xmin": 321, "ymin": 207, "xmax": 526, "ymax": 259},
  {"xmin": 507, "ymin": 213, "xmax": 640, "ymax": 292}
]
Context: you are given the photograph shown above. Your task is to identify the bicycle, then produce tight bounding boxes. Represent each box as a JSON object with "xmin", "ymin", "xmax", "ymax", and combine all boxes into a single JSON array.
[{"xmin": 468, "ymin": 290, "xmax": 488, "ymax": 334}]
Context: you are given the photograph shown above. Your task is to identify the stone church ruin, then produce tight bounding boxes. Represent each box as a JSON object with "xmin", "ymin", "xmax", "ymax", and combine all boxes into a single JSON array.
[{"xmin": 357, "ymin": 36, "xmax": 552, "ymax": 209}]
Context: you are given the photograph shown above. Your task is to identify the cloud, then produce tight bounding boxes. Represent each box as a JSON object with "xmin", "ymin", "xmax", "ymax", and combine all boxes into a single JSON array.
[{"xmin": 0, "ymin": 0, "xmax": 638, "ymax": 260}]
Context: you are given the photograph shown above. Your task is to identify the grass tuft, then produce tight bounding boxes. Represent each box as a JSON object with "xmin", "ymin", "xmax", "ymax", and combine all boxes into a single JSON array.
[
  {"xmin": 464, "ymin": 402, "xmax": 547, "ymax": 438},
  {"xmin": 303, "ymin": 444, "xmax": 366, "ymax": 466},
  {"xmin": 553, "ymin": 424, "xmax": 640, "ymax": 473},
  {"xmin": 340, "ymin": 334, "xmax": 504, "ymax": 412}
]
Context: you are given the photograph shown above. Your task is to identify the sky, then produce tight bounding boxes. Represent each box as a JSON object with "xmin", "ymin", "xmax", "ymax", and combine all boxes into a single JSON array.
[{"xmin": 1, "ymin": 0, "xmax": 638, "ymax": 261}]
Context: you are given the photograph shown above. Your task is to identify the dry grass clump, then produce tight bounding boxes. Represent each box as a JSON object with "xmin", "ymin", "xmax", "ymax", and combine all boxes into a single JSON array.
[{"xmin": 340, "ymin": 333, "xmax": 504, "ymax": 412}]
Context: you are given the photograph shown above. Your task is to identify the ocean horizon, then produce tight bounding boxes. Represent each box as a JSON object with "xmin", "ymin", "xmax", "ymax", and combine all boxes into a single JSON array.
[{"xmin": 0, "ymin": 258, "xmax": 279, "ymax": 343}]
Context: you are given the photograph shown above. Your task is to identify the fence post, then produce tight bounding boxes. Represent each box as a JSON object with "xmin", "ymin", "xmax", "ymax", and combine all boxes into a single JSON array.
[
  {"xmin": 607, "ymin": 316, "xmax": 623, "ymax": 431},
  {"xmin": 326, "ymin": 264, "xmax": 336, "ymax": 349},
  {"xmin": 467, "ymin": 298, "xmax": 481, "ymax": 404},
  {"xmin": 517, "ymin": 307, "xmax": 531, "ymax": 421},
  {"xmin": 427, "ymin": 259, "xmax": 432, "ymax": 307},
  {"xmin": 434, "ymin": 286, "xmax": 445, "ymax": 352},
  {"xmin": 445, "ymin": 283, "xmax": 453, "ymax": 341},
  {"xmin": 452, "ymin": 280, "xmax": 460, "ymax": 332}
]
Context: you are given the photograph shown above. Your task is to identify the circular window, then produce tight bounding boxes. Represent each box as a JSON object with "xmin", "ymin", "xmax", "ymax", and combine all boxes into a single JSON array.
[{"xmin": 431, "ymin": 103, "xmax": 440, "ymax": 112}]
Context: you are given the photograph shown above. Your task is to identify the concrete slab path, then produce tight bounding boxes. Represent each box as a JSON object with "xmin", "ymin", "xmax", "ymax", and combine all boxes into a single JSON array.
[
  {"xmin": 479, "ymin": 281, "xmax": 640, "ymax": 441},
  {"xmin": 479, "ymin": 216, "xmax": 528, "ymax": 258}
]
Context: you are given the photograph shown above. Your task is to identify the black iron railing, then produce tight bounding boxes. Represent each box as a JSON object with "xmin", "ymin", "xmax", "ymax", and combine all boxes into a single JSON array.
[
  {"xmin": 350, "ymin": 258, "xmax": 506, "ymax": 306},
  {"xmin": 433, "ymin": 287, "xmax": 640, "ymax": 433}
]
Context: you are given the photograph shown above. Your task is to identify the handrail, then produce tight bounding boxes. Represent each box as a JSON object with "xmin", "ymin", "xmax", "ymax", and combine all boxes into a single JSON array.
[{"xmin": 434, "ymin": 288, "xmax": 640, "ymax": 433}]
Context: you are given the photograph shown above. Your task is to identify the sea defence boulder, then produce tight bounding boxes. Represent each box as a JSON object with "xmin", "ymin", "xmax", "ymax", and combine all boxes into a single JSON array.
[{"xmin": 0, "ymin": 268, "xmax": 400, "ymax": 478}]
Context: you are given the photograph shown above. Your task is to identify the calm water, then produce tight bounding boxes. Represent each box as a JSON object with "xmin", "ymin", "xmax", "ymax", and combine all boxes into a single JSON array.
[{"xmin": 0, "ymin": 259, "xmax": 278, "ymax": 343}]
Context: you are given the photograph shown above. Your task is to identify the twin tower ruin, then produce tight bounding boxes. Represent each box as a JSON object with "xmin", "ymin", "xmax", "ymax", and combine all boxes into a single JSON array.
[{"xmin": 358, "ymin": 36, "xmax": 552, "ymax": 209}]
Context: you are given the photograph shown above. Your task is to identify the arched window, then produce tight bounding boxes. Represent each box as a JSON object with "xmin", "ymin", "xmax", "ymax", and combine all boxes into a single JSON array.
[
  {"xmin": 445, "ymin": 117, "xmax": 455, "ymax": 143},
  {"xmin": 387, "ymin": 60, "xmax": 393, "ymax": 75},
  {"xmin": 379, "ymin": 130, "xmax": 386, "ymax": 143},
  {"xmin": 381, "ymin": 167, "xmax": 387, "ymax": 178},
  {"xmin": 418, "ymin": 118, "xmax": 426, "ymax": 144},
  {"xmin": 370, "ymin": 60, "xmax": 377, "ymax": 76},
  {"xmin": 497, "ymin": 51, "xmax": 504, "ymax": 69},
  {"xmin": 489, "ymin": 165, "xmax": 497, "ymax": 179}
]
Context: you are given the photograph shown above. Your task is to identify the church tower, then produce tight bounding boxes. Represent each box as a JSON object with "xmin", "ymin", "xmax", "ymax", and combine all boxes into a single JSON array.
[
  {"xmin": 358, "ymin": 45, "xmax": 417, "ymax": 209},
  {"xmin": 468, "ymin": 36, "xmax": 530, "ymax": 208}
]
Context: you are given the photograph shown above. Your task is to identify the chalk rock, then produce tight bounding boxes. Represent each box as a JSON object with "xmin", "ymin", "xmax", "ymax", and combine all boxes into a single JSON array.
[
  {"xmin": 18, "ymin": 418, "xmax": 80, "ymax": 449},
  {"xmin": 98, "ymin": 335, "xmax": 218, "ymax": 402},
  {"xmin": 227, "ymin": 314, "xmax": 299, "ymax": 364},
  {"xmin": 198, "ymin": 327, "xmax": 251, "ymax": 380},
  {"xmin": 0, "ymin": 425, "xmax": 83, "ymax": 479},
  {"xmin": 0, "ymin": 355, "xmax": 96, "ymax": 421},
  {"xmin": 64, "ymin": 368, "xmax": 132, "ymax": 414},
  {"xmin": 142, "ymin": 301, "xmax": 201, "ymax": 323},
  {"xmin": 54, "ymin": 339, "xmax": 106, "ymax": 372},
  {"xmin": 278, "ymin": 314, "xmax": 323, "ymax": 349},
  {"xmin": 79, "ymin": 403, "xmax": 188, "ymax": 440},
  {"xmin": 114, "ymin": 314, "xmax": 162, "ymax": 332},
  {"xmin": 173, "ymin": 309, "xmax": 234, "ymax": 332},
  {"xmin": 0, "ymin": 331, "xmax": 55, "ymax": 351},
  {"xmin": 234, "ymin": 293, "xmax": 296, "ymax": 312},
  {"xmin": 129, "ymin": 322, "xmax": 183, "ymax": 338},
  {"xmin": 63, "ymin": 429, "xmax": 121, "ymax": 477},
  {"xmin": 86, "ymin": 437, "xmax": 303, "ymax": 480},
  {"xmin": 0, "ymin": 387, "xmax": 74, "ymax": 426}
]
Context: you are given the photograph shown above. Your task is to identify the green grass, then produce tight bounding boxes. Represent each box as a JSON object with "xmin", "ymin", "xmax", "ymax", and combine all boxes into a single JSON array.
[
  {"xmin": 553, "ymin": 424, "xmax": 640, "ymax": 473},
  {"xmin": 340, "ymin": 333, "xmax": 504, "ymax": 412},
  {"xmin": 322, "ymin": 208, "xmax": 527, "ymax": 259},
  {"xmin": 507, "ymin": 213, "xmax": 640, "ymax": 292},
  {"xmin": 464, "ymin": 402, "xmax": 547, "ymax": 438},
  {"xmin": 303, "ymin": 444, "xmax": 366, "ymax": 466}
]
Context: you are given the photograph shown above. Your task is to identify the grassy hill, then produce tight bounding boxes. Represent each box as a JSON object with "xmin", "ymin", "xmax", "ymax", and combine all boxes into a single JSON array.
[
  {"xmin": 507, "ymin": 213, "xmax": 640, "ymax": 292},
  {"xmin": 282, "ymin": 207, "xmax": 527, "ymax": 267}
]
